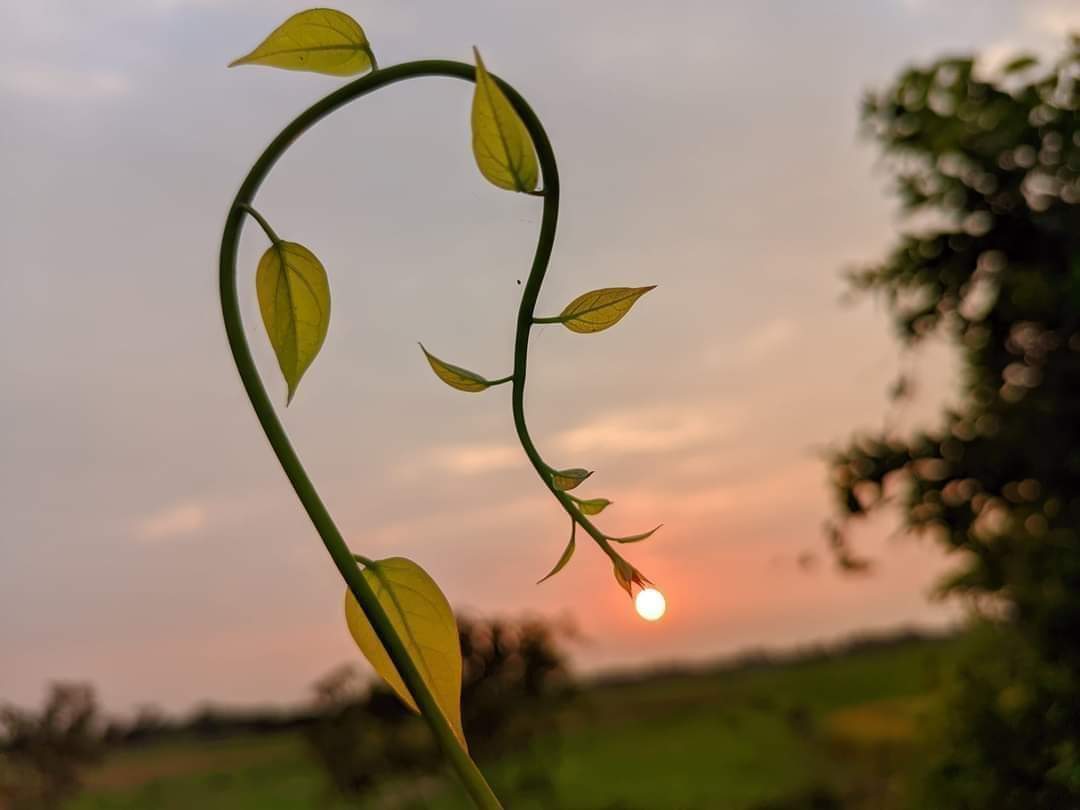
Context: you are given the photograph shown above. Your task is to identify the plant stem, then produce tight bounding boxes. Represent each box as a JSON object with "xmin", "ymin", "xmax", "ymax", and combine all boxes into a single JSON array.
[
  {"xmin": 219, "ymin": 58, "xmax": 628, "ymax": 810},
  {"xmin": 237, "ymin": 203, "xmax": 280, "ymax": 244},
  {"xmin": 219, "ymin": 61, "xmax": 510, "ymax": 810},
  {"xmin": 500, "ymin": 81, "xmax": 625, "ymax": 567}
]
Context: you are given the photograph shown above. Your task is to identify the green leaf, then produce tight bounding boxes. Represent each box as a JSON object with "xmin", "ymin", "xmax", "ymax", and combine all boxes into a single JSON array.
[
  {"xmin": 608, "ymin": 524, "xmax": 662, "ymax": 544},
  {"xmin": 256, "ymin": 241, "xmax": 330, "ymax": 404},
  {"xmin": 470, "ymin": 48, "xmax": 539, "ymax": 193},
  {"xmin": 229, "ymin": 9, "xmax": 375, "ymax": 76},
  {"xmin": 572, "ymin": 497, "xmax": 612, "ymax": 516},
  {"xmin": 538, "ymin": 522, "xmax": 576, "ymax": 583},
  {"xmin": 420, "ymin": 344, "xmax": 499, "ymax": 393},
  {"xmin": 551, "ymin": 468, "xmax": 592, "ymax": 491},
  {"xmin": 344, "ymin": 557, "xmax": 466, "ymax": 747},
  {"xmin": 1003, "ymin": 54, "xmax": 1038, "ymax": 74},
  {"xmin": 558, "ymin": 286, "xmax": 655, "ymax": 334}
]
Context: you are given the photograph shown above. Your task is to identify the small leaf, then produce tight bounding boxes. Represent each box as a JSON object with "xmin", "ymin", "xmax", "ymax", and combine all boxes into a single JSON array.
[
  {"xmin": 229, "ymin": 9, "xmax": 375, "ymax": 76},
  {"xmin": 558, "ymin": 286, "xmax": 655, "ymax": 334},
  {"xmin": 608, "ymin": 524, "xmax": 662, "ymax": 544},
  {"xmin": 574, "ymin": 497, "xmax": 612, "ymax": 516},
  {"xmin": 256, "ymin": 241, "xmax": 330, "ymax": 404},
  {"xmin": 612, "ymin": 556, "xmax": 651, "ymax": 598},
  {"xmin": 344, "ymin": 557, "xmax": 466, "ymax": 747},
  {"xmin": 613, "ymin": 557, "xmax": 635, "ymax": 597},
  {"xmin": 538, "ymin": 522, "xmax": 576, "ymax": 583},
  {"xmin": 470, "ymin": 48, "xmax": 539, "ymax": 192},
  {"xmin": 420, "ymin": 344, "xmax": 497, "ymax": 392},
  {"xmin": 551, "ymin": 468, "xmax": 592, "ymax": 491}
]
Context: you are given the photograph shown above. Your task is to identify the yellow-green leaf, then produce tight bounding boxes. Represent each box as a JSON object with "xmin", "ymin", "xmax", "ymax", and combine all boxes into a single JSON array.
[
  {"xmin": 344, "ymin": 557, "xmax": 466, "ymax": 747},
  {"xmin": 229, "ymin": 9, "xmax": 375, "ymax": 76},
  {"xmin": 538, "ymin": 522, "xmax": 575, "ymax": 584},
  {"xmin": 470, "ymin": 48, "xmax": 539, "ymax": 192},
  {"xmin": 558, "ymin": 286, "xmax": 656, "ymax": 334},
  {"xmin": 573, "ymin": 497, "xmax": 612, "ymax": 516},
  {"xmin": 256, "ymin": 241, "xmax": 330, "ymax": 404},
  {"xmin": 551, "ymin": 467, "xmax": 592, "ymax": 491},
  {"xmin": 608, "ymin": 524, "xmax": 662, "ymax": 544},
  {"xmin": 420, "ymin": 344, "xmax": 499, "ymax": 393}
]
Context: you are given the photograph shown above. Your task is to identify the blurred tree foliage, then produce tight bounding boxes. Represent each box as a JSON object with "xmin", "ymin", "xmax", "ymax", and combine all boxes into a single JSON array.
[
  {"xmin": 0, "ymin": 683, "xmax": 102, "ymax": 810},
  {"xmin": 306, "ymin": 615, "xmax": 574, "ymax": 803},
  {"xmin": 830, "ymin": 38, "xmax": 1080, "ymax": 809}
]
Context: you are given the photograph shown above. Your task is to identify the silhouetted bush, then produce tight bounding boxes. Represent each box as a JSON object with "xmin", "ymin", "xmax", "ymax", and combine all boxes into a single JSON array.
[
  {"xmin": 751, "ymin": 786, "xmax": 845, "ymax": 810},
  {"xmin": 0, "ymin": 683, "xmax": 102, "ymax": 809},
  {"xmin": 306, "ymin": 614, "xmax": 574, "ymax": 802}
]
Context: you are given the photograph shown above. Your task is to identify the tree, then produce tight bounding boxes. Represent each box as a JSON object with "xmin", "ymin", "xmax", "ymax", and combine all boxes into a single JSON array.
[
  {"xmin": 0, "ymin": 684, "xmax": 103, "ymax": 809},
  {"xmin": 306, "ymin": 615, "xmax": 574, "ymax": 803},
  {"xmin": 829, "ymin": 38, "xmax": 1080, "ymax": 808}
]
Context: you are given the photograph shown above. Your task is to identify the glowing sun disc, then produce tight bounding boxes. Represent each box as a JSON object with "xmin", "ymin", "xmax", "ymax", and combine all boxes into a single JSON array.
[{"xmin": 635, "ymin": 588, "xmax": 666, "ymax": 621}]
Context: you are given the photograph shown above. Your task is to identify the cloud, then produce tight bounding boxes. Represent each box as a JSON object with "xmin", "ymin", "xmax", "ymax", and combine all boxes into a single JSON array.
[
  {"xmin": 554, "ymin": 404, "xmax": 737, "ymax": 457},
  {"xmin": 703, "ymin": 318, "xmax": 798, "ymax": 370},
  {"xmin": 397, "ymin": 442, "xmax": 521, "ymax": 479},
  {"xmin": 133, "ymin": 502, "xmax": 206, "ymax": 542},
  {"xmin": 741, "ymin": 318, "xmax": 797, "ymax": 361},
  {"xmin": 359, "ymin": 493, "xmax": 546, "ymax": 556},
  {"xmin": 396, "ymin": 403, "xmax": 736, "ymax": 481},
  {"xmin": 0, "ymin": 66, "xmax": 131, "ymax": 100}
]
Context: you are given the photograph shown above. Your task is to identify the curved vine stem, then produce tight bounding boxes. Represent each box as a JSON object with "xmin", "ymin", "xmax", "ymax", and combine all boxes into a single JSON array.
[{"xmin": 219, "ymin": 59, "xmax": 623, "ymax": 809}]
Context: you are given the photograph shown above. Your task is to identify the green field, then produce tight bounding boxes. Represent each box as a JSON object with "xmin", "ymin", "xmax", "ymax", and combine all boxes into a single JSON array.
[{"xmin": 67, "ymin": 635, "xmax": 958, "ymax": 810}]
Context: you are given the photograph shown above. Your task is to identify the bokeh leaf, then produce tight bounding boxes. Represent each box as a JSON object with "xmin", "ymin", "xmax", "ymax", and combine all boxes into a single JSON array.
[
  {"xmin": 551, "ymin": 468, "xmax": 592, "ymax": 491},
  {"xmin": 538, "ymin": 522, "xmax": 575, "ymax": 583},
  {"xmin": 229, "ymin": 9, "xmax": 375, "ymax": 76},
  {"xmin": 558, "ymin": 286, "xmax": 655, "ymax": 334},
  {"xmin": 420, "ymin": 344, "xmax": 498, "ymax": 392},
  {"xmin": 256, "ymin": 241, "xmax": 330, "ymax": 404},
  {"xmin": 344, "ymin": 557, "xmax": 466, "ymax": 747},
  {"xmin": 470, "ymin": 48, "xmax": 539, "ymax": 192},
  {"xmin": 573, "ymin": 497, "xmax": 612, "ymax": 516},
  {"xmin": 608, "ymin": 524, "xmax": 662, "ymax": 544},
  {"xmin": 1003, "ymin": 54, "xmax": 1038, "ymax": 74}
]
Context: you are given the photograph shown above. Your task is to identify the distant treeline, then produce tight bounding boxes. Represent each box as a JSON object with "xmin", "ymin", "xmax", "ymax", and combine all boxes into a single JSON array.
[
  {"xmin": 100, "ymin": 703, "xmax": 323, "ymax": 747},
  {"xmin": 87, "ymin": 624, "xmax": 955, "ymax": 749},
  {"xmin": 591, "ymin": 626, "xmax": 959, "ymax": 690}
]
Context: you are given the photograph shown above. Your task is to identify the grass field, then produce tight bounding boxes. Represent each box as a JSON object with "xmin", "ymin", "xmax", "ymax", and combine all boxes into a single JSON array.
[{"xmin": 66, "ymin": 634, "xmax": 959, "ymax": 810}]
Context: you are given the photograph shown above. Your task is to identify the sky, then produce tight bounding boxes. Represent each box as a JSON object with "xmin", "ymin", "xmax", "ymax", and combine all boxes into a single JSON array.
[{"xmin": 2, "ymin": 0, "xmax": 1077, "ymax": 716}]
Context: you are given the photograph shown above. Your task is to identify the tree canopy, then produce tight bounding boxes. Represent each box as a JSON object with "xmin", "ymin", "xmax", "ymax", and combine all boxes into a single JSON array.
[{"xmin": 831, "ymin": 38, "xmax": 1080, "ymax": 807}]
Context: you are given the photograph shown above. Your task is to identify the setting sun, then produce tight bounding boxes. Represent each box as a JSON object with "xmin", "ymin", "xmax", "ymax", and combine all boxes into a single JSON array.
[{"xmin": 635, "ymin": 588, "xmax": 667, "ymax": 622}]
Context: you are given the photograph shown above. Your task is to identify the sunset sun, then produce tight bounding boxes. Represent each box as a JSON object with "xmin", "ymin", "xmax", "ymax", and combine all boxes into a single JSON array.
[{"xmin": 635, "ymin": 588, "xmax": 667, "ymax": 622}]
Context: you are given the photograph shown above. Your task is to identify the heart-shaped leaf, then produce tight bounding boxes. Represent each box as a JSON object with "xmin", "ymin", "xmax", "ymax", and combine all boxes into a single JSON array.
[
  {"xmin": 420, "ymin": 344, "xmax": 502, "ymax": 392},
  {"xmin": 344, "ymin": 557, "xmax": 466, "ymax": 747},
  {"xmin": 256, "ymin": 241, "xmax": 330, "ymax": 404},
  {"xmin": 538, "ymin": 521, "xmax": 576, "ymax": 583},
  {"xmin": 558, "ymin": 286, "xmax": 655, "ymax": 334},
  {"xmin": 229, "ymin": 9, "xmax": 375, "ymax": 76},
  {"xmin": 551, "ymin": 468, "xmax": 592, "ymax": 491},
  {"xmin": 470, "ymin": 48, "xmax": 539, "ymax": 193}
]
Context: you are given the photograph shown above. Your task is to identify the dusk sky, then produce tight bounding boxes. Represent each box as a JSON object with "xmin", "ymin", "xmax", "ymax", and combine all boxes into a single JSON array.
[{"xmin": 3, "ymin": 0, "xmax": 1077, "ymax": 715}]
